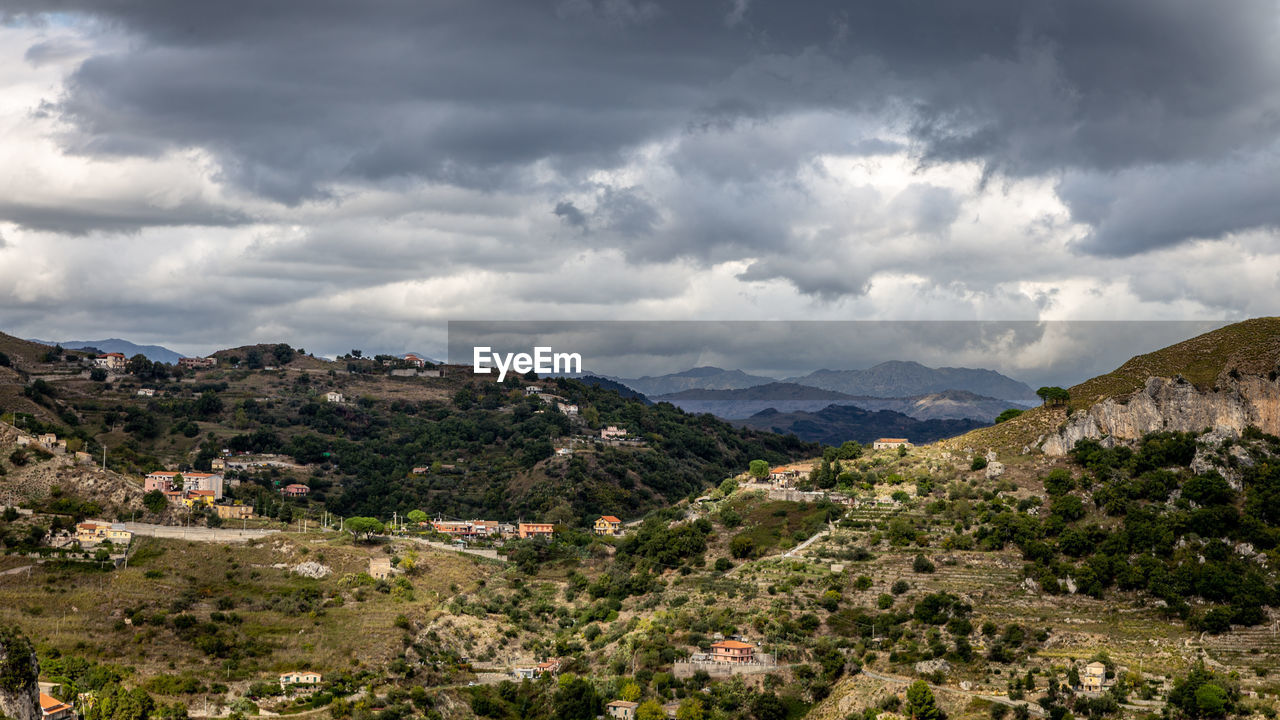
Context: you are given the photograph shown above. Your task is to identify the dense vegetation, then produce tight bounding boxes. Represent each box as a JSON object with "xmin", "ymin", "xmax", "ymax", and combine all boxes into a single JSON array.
[{"xmin": 969, "ymin": 429, "xmax": 1280, "ymax": 631}]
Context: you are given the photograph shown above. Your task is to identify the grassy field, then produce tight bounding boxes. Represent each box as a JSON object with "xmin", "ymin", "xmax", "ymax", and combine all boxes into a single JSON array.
[{"xmin": 0, "ymin": 531, "xmax": 487, "ymax": 695}]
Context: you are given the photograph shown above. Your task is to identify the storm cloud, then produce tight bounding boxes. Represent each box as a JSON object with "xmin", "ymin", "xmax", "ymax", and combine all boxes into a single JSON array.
[{"xmin": 0, "ymin": 0, "xmax": 1277, "ymax": 360}]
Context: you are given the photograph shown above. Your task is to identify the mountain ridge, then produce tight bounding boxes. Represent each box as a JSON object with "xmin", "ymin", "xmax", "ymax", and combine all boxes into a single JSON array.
[
  {"xmin": 28, "ymin": 337, "xmax": 188, "ymax": 364},
  {"xmin": 733, "ymin": 403, "xmax": 988, "ymax": 445},
  {"xmin": 654, "ymin": 382, "xmax": 1026, "ymax": 422}
]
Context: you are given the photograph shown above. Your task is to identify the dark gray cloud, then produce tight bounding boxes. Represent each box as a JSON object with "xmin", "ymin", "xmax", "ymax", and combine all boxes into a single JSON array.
[
  {"xmin": 0, "ymin": 198, "xmax": 249, "ymax": 235},
  {"xmin": 0, "ymin": 0, "xmax": 1277, "ymax": 358},
  {"xmin": 3, "ymin": 0, "xmax": 1277, "ymax": 255}
]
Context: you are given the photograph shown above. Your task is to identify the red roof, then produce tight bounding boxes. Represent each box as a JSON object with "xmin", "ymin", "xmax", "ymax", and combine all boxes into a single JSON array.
[
  {"xmin": 712, "ymin": 640, "xmax": 754, "ymax": 649},
  {"xmin": 599, "ymin": 516, "xmax": 621, "ymax": 523},
  {"xmin": 40, "ymin": 693, "xmax": 71, "ymax": 713}
]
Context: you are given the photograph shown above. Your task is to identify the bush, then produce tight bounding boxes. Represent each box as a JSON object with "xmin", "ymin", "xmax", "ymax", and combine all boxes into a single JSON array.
[
  {"xmin": 912, "ymin": 555, "xmax": 936, "ymax": 573},
  {"xmin": 729, "ymin": 534, "xmax": 756, "ymax": 559},
  {"xmin": 970, "ymin": 456, "xmax": 988, "ymax": 471}
]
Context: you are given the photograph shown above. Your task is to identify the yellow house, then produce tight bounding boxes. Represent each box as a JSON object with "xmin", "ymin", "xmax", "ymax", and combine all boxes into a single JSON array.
[
  {"xmin": 1082, "ymin": 661, "xmax": 1107, "ymax": 692},
  {"xmin": 214, "ymin": 504, "xmax": 253, "ymax": 520},
  {"xmin": 183, "ymin": 490, "xmax": 217, "ymax": 507},
  {"xmin": 593, "ymin": 516, "xmax": 622, "ymax": 536},
  {"xmin": 76, "ymin": 522, "xmax": 131, "ymax": 546}
]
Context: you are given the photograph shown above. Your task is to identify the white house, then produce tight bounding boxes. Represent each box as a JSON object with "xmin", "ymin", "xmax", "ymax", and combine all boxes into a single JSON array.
[
  {"xmin": 325, "ymin": 391, "xmax": 344, "ymax": 403},
  {"xmin": 601, "ymin": 426, "xmax": 627, "ymax": 439},
  {"xmin": 279, "ymin": 671, "xmax": 322, "ymax": 687},
  {"xmin": 872, "ymin": 438, "xmax": 913, "ymax": 450}
]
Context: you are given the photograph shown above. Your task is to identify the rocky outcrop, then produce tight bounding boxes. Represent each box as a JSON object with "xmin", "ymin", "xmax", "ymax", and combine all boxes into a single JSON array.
[
  {"xmin": 0, "ymin": 626, "xmax": 40, "ymax": 720},
  {"xmin": 1042, "ymin": 374, "xmax": 1280, "ymax": 455}
]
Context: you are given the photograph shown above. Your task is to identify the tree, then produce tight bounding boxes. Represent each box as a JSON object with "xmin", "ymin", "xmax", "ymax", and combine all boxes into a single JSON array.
[
  {"xmin": 1043, "ymin": 469, "xmax": 1075, "ymax": 496},
  {"xmin": 89, "ymin": 684, "xmax": 155, "ymax": 720},
  {"xmin": 143, "ymin": 490, "xmax": 168, "ymax": 515},
  {"xmin": 676, "ymin": 698, "xmax": 705, "ymax": 720},
  {"xmin": 913, "ymin": 554, "xmax": 936, "ymax": 573},
  {"xmin": 620, "ymin": 682, "xmax": 642, "ymax": 703},
  {"xmin": 636, "ymin": 700, "xmax": 666, "ymax": 720},
  {"xmin": 553, "ymin": 675, "xmax": 601, "ymax": 720},
  {"xmin": 345, "ymin": 516, "xmax": 385, "ymax": 541},
  {"xmin": 90, "ymin": 368, "xmax": 108, "ymax": 382},
  {"xmin": 127, "ymin": 354, "xmax": 152, "ymax": 376},
  {"xmin": 730, "ymin": 534, "xmax": 756, "ymax": 559},
  {"xmin": 751, "ymin": 693, "xmax": 788, "ymax": 720},
  {"xmin": 406, "ymin": 510, "xmax": 428, "ymax": 525},
  {"xmin": 905, "ymin": 681, "xmax": 942, "ymax": 720},
  {"xmin": 1036, "ymin": 387, "xmax": 1070, "ymax": 406},
  {"xmin": 995, "ymin": 408, "xmax": 1024, "ymax": 424},
  {"xmin": 748, "ymin": 459, "xmax": 770, "ymax": 480}
]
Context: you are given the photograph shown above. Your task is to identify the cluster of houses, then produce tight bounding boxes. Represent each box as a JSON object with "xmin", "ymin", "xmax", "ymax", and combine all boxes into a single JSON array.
[
  {"xmin": 144, "ymin": 470, "xmax": 226, "ymax": 508},
  {"xmin": 13, "ymin": 431, "xmax": 95, "ymax": 465},
  {"xmin": 524, "ymin": 386, "xmax": 579, "ymax": 416},
  {"xmin": 90, "ymin": 353, "xmax": 217, "ymax": 372},
  {"xmin": 425, "ymin": 516, "xmax": 623, "ymax": 541},
  {"xmin": 177, "ymin": 356, "xmax": 217, "ymax": 369}
]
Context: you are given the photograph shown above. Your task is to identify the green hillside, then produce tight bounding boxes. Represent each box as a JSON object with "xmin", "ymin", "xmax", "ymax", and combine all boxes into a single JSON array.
[{"xmin": 0, "ymin": 336, "xmax": 815, "ymax": 525}]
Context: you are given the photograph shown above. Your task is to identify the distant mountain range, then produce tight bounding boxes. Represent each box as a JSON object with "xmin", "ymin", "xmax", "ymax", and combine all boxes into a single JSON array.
[
  {"xmin": 654, "ymin": 383, "xmax": 1027, "ymax": 422},
  {"xmin": 611, "ymin": 361, "xmax": 1037, "ymax": 405},
  {"xmin": 605, "ymin": 366, "xmax": 776, "ymax": 397},
  {"xmin": 29, "ymin": 338, "xmax": 187, "ymax": 364},
  {"xmin": 784, "ymin": 361, "xmax": 1037, "ymax": 404},
  {"xmin": 734, "ymin": 404, "xmax": 988, "ymax": 445}
]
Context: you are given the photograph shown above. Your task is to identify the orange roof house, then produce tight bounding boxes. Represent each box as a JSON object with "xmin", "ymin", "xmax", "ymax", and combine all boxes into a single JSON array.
[
  {"xmin": 593, "ymin": 515, "xmax": 623, "ymax": 536},
  {"xmin": 710, "ymin": 639, "xmax": 755, "ymax": 663},
  {"xmin": 41, "ymin": 693, "xmax": 74, "ymax": 720}
]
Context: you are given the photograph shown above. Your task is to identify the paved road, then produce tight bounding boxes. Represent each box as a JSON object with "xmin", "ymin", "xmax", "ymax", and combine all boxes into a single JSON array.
[
  {"xmin": 123, "ymin": 522, "xmax": 278, "ymax": 542},
  {"xmin": 404, "ymin": 537, "xmax": 507, "ymax": 562},
  {"xmin": 783, "ymin": 521, "xmax": 833, "ymax": 558},
  {"xmin": 861, "ymin": 669, "xmax": 1047, "ymax": 716}
]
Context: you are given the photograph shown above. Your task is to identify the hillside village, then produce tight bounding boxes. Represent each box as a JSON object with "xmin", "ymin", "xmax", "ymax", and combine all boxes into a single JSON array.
[{"xmin": 2, "ymin": 323, "xmax": 1280, "ymax": 720}]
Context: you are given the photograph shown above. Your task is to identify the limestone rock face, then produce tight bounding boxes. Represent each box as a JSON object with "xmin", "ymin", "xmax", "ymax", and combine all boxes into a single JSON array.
[
  {"xmin": 1042, "ymin": 375, "xmax": 1280, "ymax": 456},
  {"xmin": 0, "ymin": 626, "xmax": 41, "ymax": 720}
]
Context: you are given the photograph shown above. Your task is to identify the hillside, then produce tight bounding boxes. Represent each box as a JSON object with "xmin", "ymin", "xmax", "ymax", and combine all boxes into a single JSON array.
[
  {"xmin": 787, "ymin": 360, "xmax": 1037, "ymax": 404},
  {"xmin": 734, "ymin": 404, "xmax": 988, "ymax": 444},
  {"xmin": 657, "ymin": 383, "xmax": 1023, "ymax": 421},
  {"xmin": 0, "ymin": 332, "xmax": 59, "ymax": 370},
  {"xmin": 947, "ymin": 317, "xmax": 1280, "ymax": 455},
  {"xmin": 0, "ymin": 338, "xmax": 815, "ymax": 525}
]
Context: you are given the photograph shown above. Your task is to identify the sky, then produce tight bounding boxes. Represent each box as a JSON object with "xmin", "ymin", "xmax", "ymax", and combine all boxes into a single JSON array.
[{"xmin": 0, "ymin": 1, "xmax": 1278, "ymax": 373}]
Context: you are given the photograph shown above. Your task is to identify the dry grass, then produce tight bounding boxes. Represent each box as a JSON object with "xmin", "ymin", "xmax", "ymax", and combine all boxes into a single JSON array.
[{"xmin": 0, "ymin": 532, "xmax": 488, "ymax": 681}]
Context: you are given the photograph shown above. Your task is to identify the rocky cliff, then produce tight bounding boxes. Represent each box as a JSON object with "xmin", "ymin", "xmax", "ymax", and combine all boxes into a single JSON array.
[
  {"xmin": 0, "ymin": 626, "xmax": 40, "ymax": 720},
  {"xmin": 1041, "ymin": 374, "xmax": 1280, "ymax": 455}
]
